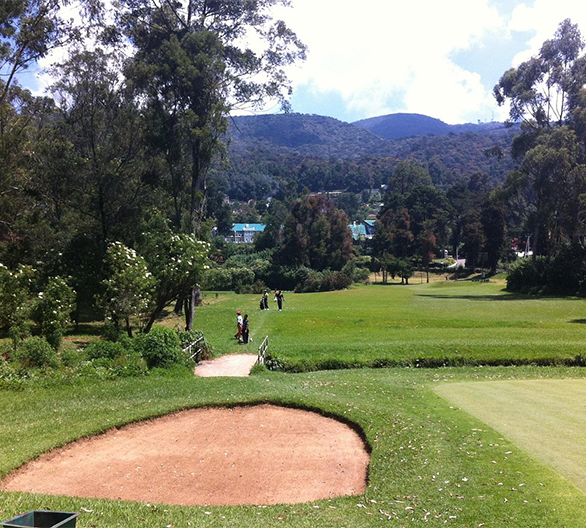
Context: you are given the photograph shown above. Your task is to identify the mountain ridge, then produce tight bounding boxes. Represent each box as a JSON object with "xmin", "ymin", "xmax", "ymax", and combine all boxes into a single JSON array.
[{"xmin": 352, "ymin": 112, "xmax": 506, "ymax": 140}]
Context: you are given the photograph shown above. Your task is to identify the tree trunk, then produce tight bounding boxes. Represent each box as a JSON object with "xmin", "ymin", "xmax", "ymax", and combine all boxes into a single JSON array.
[
  {"xmin": 185, "ymin": 287, "xmax": 196, "ymax": 331},
  {"xmin": 532, "ymin": 224, "xmax": 539, "ymax": 272},
  {"xmin": 125, "ymin": 315, "xmax": 133, "ymax": 338},
  {"xmin": 144, "ymin": 300, "xmax": 168, "ymax": 333},
  {"xmin": 194, "ymin": 287, "xmax": 202, "ymax": 306},
  {"xmin": 174, "ymin": 295, "xmax": 184, "ymax": 315}
]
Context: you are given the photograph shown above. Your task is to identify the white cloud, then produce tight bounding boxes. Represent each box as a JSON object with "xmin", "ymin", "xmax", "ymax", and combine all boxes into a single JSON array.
[
  {"xmin": 509, "ymin": 1, "xmax": 586, "ymax": 65},
  {"xmin": 272, "ymin": 0, "xmax": 505, "ymax": 123},
  {"xmin": 28, "ymin": 0, "xmax": 586, "ymax": 124}
]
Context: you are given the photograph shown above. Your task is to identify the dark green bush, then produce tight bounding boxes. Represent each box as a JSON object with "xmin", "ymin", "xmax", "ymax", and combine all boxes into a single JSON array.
[
  {"xmin": 135, "ymin": 326, "xmax": 182, "ymax": 368},
  {"xmin": 341, "ymin": 260, "xmax": 370, "ymax": 283},
  {"xmin": 85, "ymin": 340, "xmax": 126, "ymax": 360},
  {"xmin": 295, "ymin": 269, "xmax": 353, "ymax": 293},
  {"xmin": 507, "ymin": 246, "xmax": 586, "ymax": 295},
  {"xmin": 16, "ymin": 337, "xmax": 58, "ymax": 369},
  {"xmin": 202, "ymin": 267, "xmax": 255, "ymax": 291},
  {"xmin": 89, "ymin": 351, "xmax": 147, "ymax": 377},
  {"xmin": 264, "ymin": 353, "xmax": 287, "ymax": 371}
]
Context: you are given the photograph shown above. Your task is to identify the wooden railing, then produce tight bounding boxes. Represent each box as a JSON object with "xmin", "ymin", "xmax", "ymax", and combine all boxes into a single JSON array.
[{"xmin": 257, "ymin": 335, "xmax": 269, "ymax": 364}]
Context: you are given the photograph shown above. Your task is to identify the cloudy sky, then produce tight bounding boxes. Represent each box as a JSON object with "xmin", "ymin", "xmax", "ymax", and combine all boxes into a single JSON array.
[
  {"xmin": 260, "ymin": 0, "xmax": 586, "ymax": 124},
  {"xmin": 19, "ymin": 0, "xmax": 586, "ymax": 125}
]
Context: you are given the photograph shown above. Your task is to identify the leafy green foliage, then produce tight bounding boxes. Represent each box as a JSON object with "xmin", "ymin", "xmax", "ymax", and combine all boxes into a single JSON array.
[
  {"xmin": 280, "ymin": 194, "xmax": 353, "ymax": 270},
  {"xmin": 100, "ymin": 242, "xmax": 155, "ymax": 337},
  {"xmin": 507, "ymin": 245, "xmax": 586, "ymax": 295},
  {"xmin": 15, "ymin": 337, "xmax": 57, "ymax": 369},
  {"xmin": 0, "ymin": 264, "xmax": 35, "ymax": 345},
  {"xmin": 138, "ymin": 219, "xmax": 211, "ymax": 331},
  {"xmin": 294, "ymin": 269, "xmax": 353, "ymax": 293},
  {"xmin": 84, "ymin": 340, "xmax": 126, "ymax": 361},
  {"xmin": 33, "ymin": 276, "xmax": 75, "ymax": 349},
  {"xmin": 176, "ymin": 329, "xmax": 212, "ymax": 361},
  {"xmin": 134, "ymin": 326, "xmax": 182, "ymax": 369}
]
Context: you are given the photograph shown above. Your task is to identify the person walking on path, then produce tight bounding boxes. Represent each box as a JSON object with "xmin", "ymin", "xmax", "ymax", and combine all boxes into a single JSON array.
[
  {"xmin": 242, "ymin": 314, "xmax": 250, "ymax": 344},
  {"xmin": 235, "ymin": 311, "xmax": 243, "ymax": 342},
  {"xmin": 275, "ymin": 290, "xmax": 284, "ymax": 311}
]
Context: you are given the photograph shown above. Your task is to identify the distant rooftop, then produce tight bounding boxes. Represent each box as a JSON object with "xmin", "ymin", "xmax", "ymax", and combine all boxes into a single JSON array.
[{"xmin": 232, "ymin": 223, "xmax": 266, "ymax": 232}]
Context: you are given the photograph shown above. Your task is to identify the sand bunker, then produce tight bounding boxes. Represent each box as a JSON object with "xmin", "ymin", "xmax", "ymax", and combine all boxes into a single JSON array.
[{"xmin": 1, "ymin": 404, "xmax": 369, "ymax": 506}]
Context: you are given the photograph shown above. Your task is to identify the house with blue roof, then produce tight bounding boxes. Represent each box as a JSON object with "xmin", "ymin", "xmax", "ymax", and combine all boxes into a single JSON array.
[
  {"xmin": 348, "ymin": 220, "xmax": 375, "ymax": 241},
  {"xmin": 226, "ymin": 223, "xmax": 266, "ymax": 244},
  {"xmin": 349, "ymin": 222, "xmax": 367, "ymax": 240}
]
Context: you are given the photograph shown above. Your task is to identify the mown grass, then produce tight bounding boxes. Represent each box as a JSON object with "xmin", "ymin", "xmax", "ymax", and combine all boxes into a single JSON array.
[
  {"xmin": 2, "ymin": 367, "xmax": 586, "ymax": 527},
  {"xmin": 436, "ymin": 378, "xmax": 586, "ymax": 494},
  {"xmin": 194, "ymin": 282, "xmax": 586, "ymax": 369},
  {"xmin": 2, "ymin": 282, "xmax": 586, "ymax": 527}
]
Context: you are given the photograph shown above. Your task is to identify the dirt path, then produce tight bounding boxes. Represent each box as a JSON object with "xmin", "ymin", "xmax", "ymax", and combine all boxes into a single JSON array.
[
  {"xmin": 1, "ymin": 405, "xmax": 369, "ymax": 506},
  {"xmin": 195, "ymin": 354, "xmax": 258, "ymax": 377}
]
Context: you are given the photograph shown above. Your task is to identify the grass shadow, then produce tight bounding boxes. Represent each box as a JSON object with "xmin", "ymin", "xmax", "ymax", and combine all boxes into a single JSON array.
[
  {"xmin": 66, "ymin": 323, "xmax": 104, "ymax": 337},
  {"xmin": 415, "ymin": 292, "xmax": 561, "ymax": 302},
  {"xmin": 370, "ymin": 282, "xmax": 410, "ymax": 286}
]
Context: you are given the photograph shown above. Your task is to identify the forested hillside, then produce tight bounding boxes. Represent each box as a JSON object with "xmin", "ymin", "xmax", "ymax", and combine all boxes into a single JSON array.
[
  {"xmin": 220, "ymin": 113, "xmax": 518, "ymax": 200},
  {"xmin": 353, "ymin": 112, "xmax": 506, "ymax": 139}
]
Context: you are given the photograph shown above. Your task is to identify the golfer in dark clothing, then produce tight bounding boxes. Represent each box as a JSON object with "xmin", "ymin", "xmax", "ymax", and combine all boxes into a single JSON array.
[
  {"xmin": 242, "ymin": 314, "xmax": 250, "ymax": 344},
  {"xmin": 275, "ymin": 290, "xmax": 284, "ymax": 311}
]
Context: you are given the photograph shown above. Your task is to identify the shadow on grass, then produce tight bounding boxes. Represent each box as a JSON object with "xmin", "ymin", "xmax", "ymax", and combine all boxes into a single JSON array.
[
  {"xmin": 415, "ymin": 292, "xmax": 570, "ymax": 302},
  {"xmin": 570, "ymin": 319, "xmax": 586, "ymax": 324},
  {"xmin": 66, "ymin": 323, "xmax": 104, "ymax": 337},
  {"xmin": 370, "ymin": 282, "xmax": 410, "ymax": 286}
]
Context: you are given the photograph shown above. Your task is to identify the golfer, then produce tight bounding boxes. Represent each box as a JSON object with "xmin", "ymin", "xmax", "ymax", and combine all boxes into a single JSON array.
[{"xmin": 235, "ymin": 311, "xmax": 243, "ymax": 341}]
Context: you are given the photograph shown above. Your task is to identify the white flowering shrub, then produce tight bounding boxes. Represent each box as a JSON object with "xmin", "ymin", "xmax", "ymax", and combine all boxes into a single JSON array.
[
  {"xmin": 0, "ymin": 264, "xmax": 36, "ymax": 346},
  {"xmin": 100, "ymin": 242, "xmax": 155, "ymax": 337},
  {"xmin": 140, "ymin": 232, "xmax": 211, "ymax": 331},
  {"xmin": 33, "ymin": 276, "xmax": 76, "ymax": 350},
  {"xmin": 148, "ymin": 234, "xmax": 210, "ymax": 292}
]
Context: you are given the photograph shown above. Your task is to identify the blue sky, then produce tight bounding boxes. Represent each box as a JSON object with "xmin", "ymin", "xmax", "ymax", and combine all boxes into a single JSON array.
[{"xmin": 21, "ymin": 0, "xmax": 586, "ymax": 125}]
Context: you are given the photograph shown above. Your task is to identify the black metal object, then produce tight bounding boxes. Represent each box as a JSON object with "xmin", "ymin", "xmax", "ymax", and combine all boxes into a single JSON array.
[{"xmin": 1, "ymin": 511, "xmax": 79, "ymax": 528}]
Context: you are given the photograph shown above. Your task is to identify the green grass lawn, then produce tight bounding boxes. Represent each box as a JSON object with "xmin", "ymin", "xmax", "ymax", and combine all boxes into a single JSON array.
[
  {"xmin": 3, "ymin": 367, "xmax": 586, "ymax": 527},
  {"xmin": 2, "ymin": 282, "xmax": 586, "ymax": 527},
  {"xmin": 435, "ymin": 378, "xmax": 586, "ymax": 494},
  {"xmin": 194, "ymin": 282, "xmax": 586, "ymax": 368}
]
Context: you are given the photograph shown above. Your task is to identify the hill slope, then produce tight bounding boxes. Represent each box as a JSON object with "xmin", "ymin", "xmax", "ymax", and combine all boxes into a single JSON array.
[
  {"xmin": 353, "ymin": 112, "xmax": 506, "ymax": 140},
  {"xmin": 230, "ymin": 113, "xmax": 389, "ymax": 158},
  {"xmin": 221, "ymin": 113, "xmax": 519, "ymax": 200}
]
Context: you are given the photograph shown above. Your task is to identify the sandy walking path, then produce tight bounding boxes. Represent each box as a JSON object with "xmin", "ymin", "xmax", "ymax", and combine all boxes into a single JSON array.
[{"xmin": 195, "ymin": 354, "xmax": 258, "ymax": 377}]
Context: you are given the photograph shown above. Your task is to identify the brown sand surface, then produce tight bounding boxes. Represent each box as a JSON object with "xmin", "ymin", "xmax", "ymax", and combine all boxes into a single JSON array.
[
  {"xmin": 1, "ymin": 405, "xmax": 369, "ymax": 506},
  {"xmin": 194, "ymin": 354, "xmax": 257, "ymax": 377}
]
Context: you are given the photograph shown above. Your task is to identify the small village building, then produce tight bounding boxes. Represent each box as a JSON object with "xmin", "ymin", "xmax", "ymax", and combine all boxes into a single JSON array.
[{"xmin": 225, "ymin": 223, "xmax": 266, "ymax": 244}]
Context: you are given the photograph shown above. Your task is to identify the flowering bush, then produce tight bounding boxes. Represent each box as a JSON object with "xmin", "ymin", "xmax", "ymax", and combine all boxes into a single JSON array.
[
  {"xmin": 100, "ymin": 242, "xmax": 155, "ymax": 337},
  {"xmin": 147, "ymin": 233, "xmax": 210, "ymax": 295},
  {"xmin": 139, "ymin": 230, "xmax": 211, "ymax": 331},
  {"xmin": 33, "ymin": 276, "xmax": 76, "ymax": 350},
  {"xmin": 0, "ymin": 264, "xmax": 36, "ymax": 346}
]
